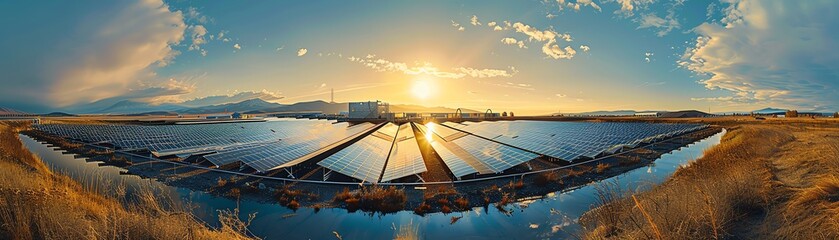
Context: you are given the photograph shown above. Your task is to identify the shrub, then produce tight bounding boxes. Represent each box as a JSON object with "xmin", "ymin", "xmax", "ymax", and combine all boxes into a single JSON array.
[
  {"xmin": 596, "ymin": 163, "xmax": 611, "ymax": 174},
  {"xmin": 414, "ymin": 202, "xmax": 432, "ymax": 215},
  {"xmin": 437, "ymin": 198, "xmax": 449, "ymax": 207},
  {"xmin": 217, "ymin": 177, "xmax": 228, "ymax": 187},
  {"xmin": 512, "ymin": 179, "xmax": 524, "ymax": 190},
  {"xmin": 345, "ymin": 197, "xmax": 360, "ymax": 212},
  {"xmin": 454, "ymin": 197, "xmax": 470, "ymax": 209},
  {"xmin": 333, "ymin": 187, "xmax": 352, "ymax": 202},
  {"xmin": 287, "ymin": 200, "xmax": 300, "ymax": 211},
  {"xmin": 534, "ymin": 171, "xmax": 559, "ymax": 186},
  {"xmin": 618, "ymin": 156, "xmax": 642, "ymax": 166}
]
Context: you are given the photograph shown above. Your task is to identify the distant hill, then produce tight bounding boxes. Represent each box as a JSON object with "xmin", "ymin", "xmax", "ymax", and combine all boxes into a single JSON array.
[
  {"xmin": 752, "ymin": 107, "xmax": 788, "ymax": 114},
  {"xmin": 260, "ymin": 100, "xmax": 347, "ymax": 114},
  {"xmin": 568, "ymin": 110, "xmax": 660, "ymax": 116},
  {"xmin": 125, "ymin": 111, "xmax": 179, "ymax": 116},
  {"xmin": 658, "ymin": 110, "xmax": 712, "ymax": 118},
  {"xmin": 41, "ymin": 112, "xmax": 76, "ymax": 117},
  {"xmin": 97, "ymin": 100, "xmax": 186, "ymax": 114},
  {"xmin": 389, "ymin": 104, "xmax": 480, "ymax": 113},
  {"xmin": 179, "ymin": 91, "xmax": 284, "ymax": 107},
  {"xmin": 181, "ymin": 98, "xmax": 283, "ymax": 114}
]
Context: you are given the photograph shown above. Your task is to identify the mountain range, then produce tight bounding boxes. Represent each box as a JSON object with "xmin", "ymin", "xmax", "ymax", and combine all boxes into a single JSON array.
[{"xmin": 56, "ymin": 98, "xmax": 480, "ymax": 115}]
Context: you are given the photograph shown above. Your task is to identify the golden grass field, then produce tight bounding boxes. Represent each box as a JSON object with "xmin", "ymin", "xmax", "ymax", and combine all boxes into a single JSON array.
[
  {"xmin": 0, "ymin": 121, "xmax": 256, "ymax": 240},
  {"xmin": 580, "ymin": 116, "xmax": 839, "ymax": 239}
]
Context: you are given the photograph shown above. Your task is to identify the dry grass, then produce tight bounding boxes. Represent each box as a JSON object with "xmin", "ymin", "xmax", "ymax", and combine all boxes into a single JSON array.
[
  {"xmin": 580, "ymin": 122, "xmax": 839, "ymax": 239},
  {"xmin": 0, "ymin": 121, "xmax": 255, "ymax": 239}
]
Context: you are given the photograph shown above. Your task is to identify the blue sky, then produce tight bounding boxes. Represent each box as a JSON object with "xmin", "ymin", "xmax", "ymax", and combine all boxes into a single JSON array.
[{"xmin": 1, "ymin": 0, "xmax": 836, "ymax": 114}]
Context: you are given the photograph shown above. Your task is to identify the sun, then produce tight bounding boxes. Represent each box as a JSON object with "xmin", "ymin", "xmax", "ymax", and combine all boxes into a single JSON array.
[{"xmin": 411, "ymin": 79, "xmax": 434, "ymax": 100}]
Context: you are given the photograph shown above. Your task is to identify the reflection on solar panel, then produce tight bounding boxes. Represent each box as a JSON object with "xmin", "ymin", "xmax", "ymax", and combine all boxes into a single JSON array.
[
  {"xmin": 380, "ymin": 124, "xmax": 427, "ymax": 182},
  {"xmin": 423, "ymin": 122, "xmax": 537, "ymax": 173},
  {"xmin": 317, "ymin": 123, "xmax": 398, "ymax": 183},
  {"xmin": 35, "ymin": 119, "xmax": 375, "ymax": 172},
  {"xmin": 443, "ymin": 121, "xmax": 707, "ymax": 161},
  {"xmin": 414, "ymin": 123, "xmax": 479, "ymax": 179}
]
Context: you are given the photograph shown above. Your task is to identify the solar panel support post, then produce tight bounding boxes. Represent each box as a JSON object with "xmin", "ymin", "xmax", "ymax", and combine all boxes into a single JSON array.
[
  {"xmin": 323, "ymin": 168, "xmax": 332, "ymax": 181},
  {"xmin": 284, "ymin": 167, "xmax": 295, "ymax": 179}
]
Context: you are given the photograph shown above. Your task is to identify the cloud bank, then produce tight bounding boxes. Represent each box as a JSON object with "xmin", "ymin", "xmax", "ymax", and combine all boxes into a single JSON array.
[
  {"xmin": 681, "ymin": 0, "xmax": 839, "ymax": 111},
  {"xmin": 0, "ymin": 0, "xmax": 187, "ymax": 112},
  {"xmin": 347, "ymin": 55, "xmax": 514, "ymax": 79}
]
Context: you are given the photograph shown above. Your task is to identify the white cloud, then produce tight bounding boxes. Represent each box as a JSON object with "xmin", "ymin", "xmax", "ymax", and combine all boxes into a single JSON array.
[
  {"xmin": 470, "ymin": 15, "xmax": 481, "ymax": 26},
  {"xmin": 233, "ymin": 43, "xmax": 241, "ymax": 50},
  {"xmin": 187, "ymin": 25, "xmax": 208, "ymax": 56},
  {"xmin": 644, "ymin": 52, "xmax": 653, "ymax": 62},
  {"xmin": 347, "ymin": 55, "xmax": 514, "ymax": 79},
  {"xmin": 501, "ymin": 37, "xmax": 527, "ymax": 49},
  {"xmin": 297, "ymin": 48, "xmax": 308, "ymax": 56},
  {"xmin": 580, "ymin": 45, "xmax": 590, "ymax": 52},
  {"xmin": 455, "ymin": 67, "xmax": 514, "ymax": 78},
  {"xmin": 573, "ymin": 0, "xmax": 602, "ymax": 12},
  {"xmin": 451, "ymin": 21, "xmax": 465, "ymax": 31},
  {"xmin": 0, "ymin": 0, "xmax": 187, "ymax": 110},
  {"xmin": 681, "ymin": 0, "xmax": 839, "ymax": 111},
  {"xmin": 556, "ymin": 93, "xmax": 567, "ymax": 97},
  {"xmin": 637, "ymin": 12, "xmax": 680, "ymax": 36},
  {"xmin": 492, "ymin": 22, "xmax": 578, "ymax": 59},
  {"xmin": 185, "ymin": 7, "xmax": 208, "ymax": 24},
  {"xmin": 487, "ymin": 21, "xmax": 497, "ymax": 27},
  {"xmin": 612, "ymin": 0, "xmax": 655, "ymax": 16}
]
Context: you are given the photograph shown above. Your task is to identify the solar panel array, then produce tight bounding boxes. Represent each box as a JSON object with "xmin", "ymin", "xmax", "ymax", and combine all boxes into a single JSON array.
[
  {"xmin": 35, "ymin": 119, "xmax": 708, "ymax": 183},
  {"xmin": 442, "ymin": 121, "xmax": 708, "ymax": 161},
  {"xmin": 317, "ymin": 123, "xmax": 399, "ymax": 183},
  {"xmin": 35, "ymin": 119, "xmax": 375, "ymax": 172},
  {"xmin": 380, "ymin": 124, "xmax": 428, "ymax": 182}
]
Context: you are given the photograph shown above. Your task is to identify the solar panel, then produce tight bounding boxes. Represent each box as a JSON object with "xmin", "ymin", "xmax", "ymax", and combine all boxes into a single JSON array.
[
  {"xmin": 247, "ymin": 122, "xmax": 375, "ymax": 172},
  {"xmin": 317, "ymin": 122, "xmax": 398, "ymax": 183},
  {"xmin": 414, "ymin": 123, "xmax": 479, "ymax": 179},
  {"xmin": 424, "ymin": 122, "xmax": 537, "ymax": 174},
  {"xmin": 380, "ymin": 124, "xmax": 427, "ymax": 182}
]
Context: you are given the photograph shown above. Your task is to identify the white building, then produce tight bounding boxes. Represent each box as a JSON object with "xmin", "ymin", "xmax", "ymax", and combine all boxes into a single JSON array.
[{"xmin": 348, "ymin": 101, "xmax": 390, "ymax": 119}]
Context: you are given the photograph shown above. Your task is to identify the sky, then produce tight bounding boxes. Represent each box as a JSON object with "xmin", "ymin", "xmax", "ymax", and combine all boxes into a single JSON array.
[{"xmin": 1, "ymin": 0, "xmax": 837, "ymax": 115}]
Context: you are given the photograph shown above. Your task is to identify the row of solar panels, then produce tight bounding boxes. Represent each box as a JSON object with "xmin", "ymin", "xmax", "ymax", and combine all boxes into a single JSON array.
[
  {"xmin": 35, "ymin": 119, "xmax": 377, "ymax": 172},
  {"xmin": 441, "ymin": 121, "xmax": 708, "ymax": 161},
  {"xmin": 34, "ymin": 119, "xmax": 343, "ymax": 157},
  {"xmin": 35, "ymin": 120, "xmax": 708, "ymax": 183}
]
